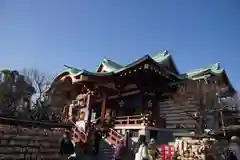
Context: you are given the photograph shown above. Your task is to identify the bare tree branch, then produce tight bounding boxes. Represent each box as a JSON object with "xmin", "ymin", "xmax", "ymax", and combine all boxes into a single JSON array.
[
  {"xmin": 170, "ymin": 79, "xmax": 223, "ymax": 134},
  {"xmin": 22, "ymin": 69, "xmax": 51, "ymax": 102},
  {"xmin": 21, "ymin": 68, "xmax": 52, "ymax": 120}
]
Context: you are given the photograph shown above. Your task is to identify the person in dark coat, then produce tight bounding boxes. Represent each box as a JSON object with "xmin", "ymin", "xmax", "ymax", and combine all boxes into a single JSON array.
[
  {"xmin": 92, "ymin": 130, "xmax": 102, "ymax": 155},
  {"xmin": 114, "ymin": 132, "xmax": 133, "ymax": 160},
  {"xmin": 60, "ymin": 131, "xmax": 75, "ymax": 160},
  {"xmin": 114, "ymin": 139, "xmax": 126, "ymax": 160},
  {"xmin": 225, "ymin": 136, "xmax": 240, "ymax": 160}
]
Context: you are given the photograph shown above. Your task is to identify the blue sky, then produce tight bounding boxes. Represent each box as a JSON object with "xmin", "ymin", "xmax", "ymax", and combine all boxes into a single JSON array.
[{"xmin": 0, "ymin": 1, "xmax": 239, "ymax": 88}]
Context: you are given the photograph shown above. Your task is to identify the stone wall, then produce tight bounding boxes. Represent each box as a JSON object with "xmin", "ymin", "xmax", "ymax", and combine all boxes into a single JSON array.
[{"xmin": 0, "ymin": 124, "xmax": 65, "ymax": 159}]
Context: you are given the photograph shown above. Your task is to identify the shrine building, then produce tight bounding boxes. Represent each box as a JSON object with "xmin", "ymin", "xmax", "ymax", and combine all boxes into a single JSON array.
[{"xmin": 49, "ymin": 50, "xmax": 237, "ymax": 145}]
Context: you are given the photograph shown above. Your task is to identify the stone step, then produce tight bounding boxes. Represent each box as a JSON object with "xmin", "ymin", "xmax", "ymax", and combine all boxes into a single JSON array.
[{"xmin": 98, "ymin": 139, "xmax": 115, "ymax": 160}]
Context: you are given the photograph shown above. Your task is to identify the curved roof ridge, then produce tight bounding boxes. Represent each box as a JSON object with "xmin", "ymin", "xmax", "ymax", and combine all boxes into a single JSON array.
[
  {"xmin": 64, "ymin": 64, "xmax": 81, "ymax": 70},
  {"xmin": 150, "ymin": 50, "xmax": 179, "ymax": 74},
  {"xmin": 186, "ymin": 62, "xmax": 221, "ymax": 74},
  {"xmin": 102, "ymin": 58, "xmax": 123, "ymax": 68},
  {"xmin": 151, "ymin": 50, "xmax": 170, "ymax": 63},
  {"xmin": 55, "ymin": 65, "xmax": 82, "ymax": 78},
  {"xmin": 115, "ymin": 54, "xmax": 151, "ymax": 72},
  {"xmin": 202, "ymin": 62, "xmax": 221, "ymax": 71},
  {"xmin": 180, "ymin": 62, "xmax": 223, "ymax": 78},
  {"xmin": 96, "ymin": 58, "xmax": 123, "ymax": 72}
]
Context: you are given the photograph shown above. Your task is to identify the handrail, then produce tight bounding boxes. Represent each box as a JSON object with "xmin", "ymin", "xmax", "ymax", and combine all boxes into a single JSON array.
[
  {"xmin": 69, "ymin": 120, "xmax": 87, "ymax": 143},
  {"xmin": 107, "ymin": 128, "xmax": 123, "ymax": 146},
  {"xmin": 110, "ymin": 128, "xmax": 122, "ymax": 139},
  {"xmin": 69, "ymin": 120, "xmax": 86, "ymax": 134},
  {"xmin": 115, "ymin": 115, "xmax": 148, "ymax": 125},
  {"xmin": 73, "ymin": 127, "xmax": 87, "ymax": 143},
  {"xmin": 115, "ymin": 115, "xmax": 144, "ymax": 119}
]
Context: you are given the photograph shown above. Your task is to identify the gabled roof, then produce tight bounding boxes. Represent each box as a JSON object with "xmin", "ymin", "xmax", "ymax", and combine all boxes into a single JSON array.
[
  {"xmin": 173, "ymin": 63, "xmax": 235, "ymax": 93},
  {"xmin": 55, "ymin": 65, "xmax": 113, "ymax": 80},
  {"xmin": 54, "ymin": 51, "xmax": 180, "ymax": 82},
  {"xmin": 96, "ymin": 50, "xmax": 177, "ymax": 73},
  {"xmin": 53, "ymin": 51, "xmax": 234, "ymax": 93},
  {"xmin": 96, "ymin": 58, "xmax": 122, "ymax": 72},
  {"xmin": 180, "ymin": 63, "xmax": 223, "ymax": 79},
  {"xmin": 151, "ymin": 50, "xmax": 179, "ymax": 74}
]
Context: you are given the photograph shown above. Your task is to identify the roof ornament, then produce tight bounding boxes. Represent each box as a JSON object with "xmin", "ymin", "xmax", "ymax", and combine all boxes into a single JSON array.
[
  {"xmin": 163, "ymin": 50, "xmax": 169, "ymax": 55},
  {"xmin": 147, "ymin": 100, "xmax": 152, "ymax": 108}
]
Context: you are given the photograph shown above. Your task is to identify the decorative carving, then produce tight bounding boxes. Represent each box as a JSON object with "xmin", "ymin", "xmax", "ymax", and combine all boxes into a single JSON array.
[
  {"xmin": 78, "ymin": 111, "xmax": 85, "ymax": 120},
  {"xmin": 118, "ymin": 100, "xmax": 124, "ymax": 108},
  {"xmin": 147, "ymin": 100, "xmax": 152, "ymax": 108}
]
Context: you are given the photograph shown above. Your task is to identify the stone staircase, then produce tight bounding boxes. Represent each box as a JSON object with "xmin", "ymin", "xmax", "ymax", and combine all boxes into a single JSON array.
[
  {"xmin": 71, "ymin": 119, "xmax": 126, "ymax": 160},
  {"xmin": 98, "ymin": 138, "xmax": 115, "ymax": 160},
  {"xmin": 72, "ymin": 128, "xmax": 119, "ymax": 160}
]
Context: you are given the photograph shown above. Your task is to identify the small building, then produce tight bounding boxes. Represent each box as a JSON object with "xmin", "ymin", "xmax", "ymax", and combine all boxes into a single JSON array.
[{"xmin": 49, "ymin": 50, "xmax": 237, "ymax": 145}]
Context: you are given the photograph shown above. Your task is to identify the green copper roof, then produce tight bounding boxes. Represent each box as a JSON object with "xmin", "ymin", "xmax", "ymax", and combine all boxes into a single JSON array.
[
  {"xmin": 96, "ymin": 58, "xmax": 123, "ymax": 72},
  {"xmin": 150, "ymin": 50, "xmax": 170, "ymax": 64},
  {"xmin": 180, "ymin": 63, "xmax": 224, "ymax": 79},
  {"xmin": 150, "ymin": 50, "xmax": 179, "ymax": 73},
  {"xmin": 55, "ymin": 51, "xmax": 231, "ymax": 87},
  {"xmin": 55, "ymin": 51, "xmax": 178, "ymax": 80},
  {"xmin": 62, "ymin": 66, "xmax": 81, "ymax": 75},
  {"xmin": 57, "ymin": 60, "xmax": 224, "ymax": 80},
  {"xmin": 55, "ymin": 65, "xmax": 113, "ymax": 78},
  {"xmin": 96, "ymin": 50, "xmax": 172, "ymax": 73}
]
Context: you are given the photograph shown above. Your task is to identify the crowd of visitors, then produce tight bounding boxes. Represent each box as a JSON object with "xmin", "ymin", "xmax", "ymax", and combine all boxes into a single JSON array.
[{"xmin": 59, "ymin": 128, "xmax": 240, "ymax": 160}]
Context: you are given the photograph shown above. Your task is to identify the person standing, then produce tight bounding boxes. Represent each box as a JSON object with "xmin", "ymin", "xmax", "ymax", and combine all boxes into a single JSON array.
[
  {"xmin": 92, "ymin": 130, "xmax": 102, "ymax": 156},
  {"xmin": 224, "ymin": 136, "xmax": 240, "ymax": 160},
  {"xmin": 148, "ymin": 138, "xmax": 159, "ymax": 160},
  {"xmin": 114, "ymin": 132, "xmax": 133, "ymax": 160},
  {"xmin": 124, "ymin": 132, "xmax": 134, "ymax": 159},
  {"xmin": 114, "ymin": 140, "xmax": 126, "ymax": 160},
  {"xmin": 60, "ymin": 131, "xmax": 75, "ymax": 160},
  {"xmin": 134, "ymin": 135, "xmax": 151, "ymax": 160}
]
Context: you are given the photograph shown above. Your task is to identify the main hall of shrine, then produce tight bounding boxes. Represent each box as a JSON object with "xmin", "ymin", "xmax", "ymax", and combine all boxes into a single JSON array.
[{"xmin": 49, "ymin": 50, "xmax": 237, "ymax": 145}]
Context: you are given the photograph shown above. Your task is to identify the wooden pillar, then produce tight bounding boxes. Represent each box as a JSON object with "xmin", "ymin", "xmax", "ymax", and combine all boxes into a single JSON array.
[
  {"xmin": 100, "ymin": 93, "xmax": 107, "ymax": 124},
  {"xmin": 68, "ymin": 105, "xmax": 73, "ymax": 120},
  {"xmin": 85, "ymin": 92, "xmax": 93, "ymax": 131},
  {"xmin": 140, "ymin": 91, "xmax": 144, "ymax": 114}
]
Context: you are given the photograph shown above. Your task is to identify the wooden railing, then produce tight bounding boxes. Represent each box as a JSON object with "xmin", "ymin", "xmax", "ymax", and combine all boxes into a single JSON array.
[
  {"xmin": 114, "ymin": 115, "xmax": 148, "ymax": 126},
  {"xmin": 69, "ymin": 120, "xmax": 87, "ymax": 143},
  {"xmin": 107, "ymin": 128, "xmax": 123, "ymax": 146}
]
